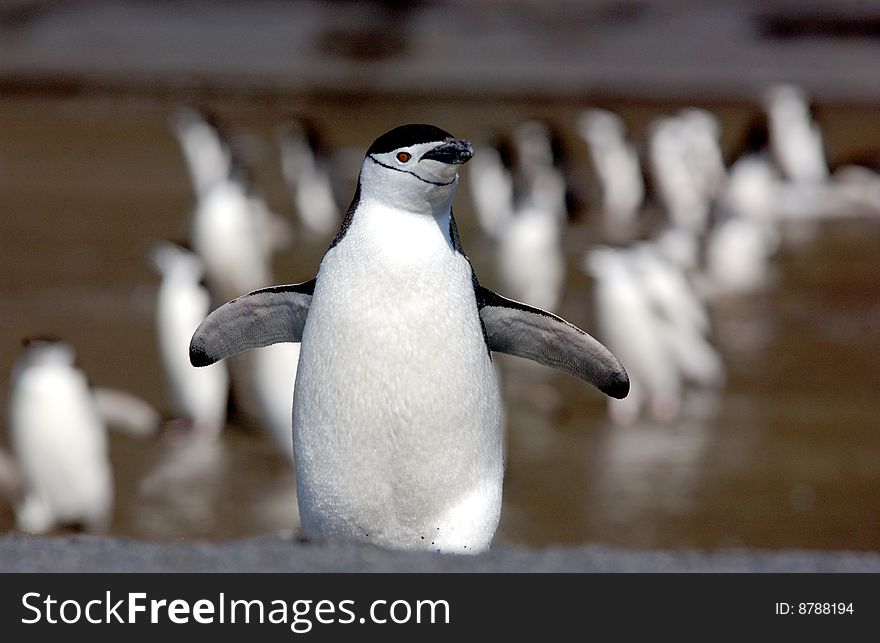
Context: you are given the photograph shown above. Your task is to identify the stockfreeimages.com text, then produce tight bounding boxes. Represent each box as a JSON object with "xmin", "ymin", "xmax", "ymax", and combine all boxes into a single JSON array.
[{"xmin": 22, "ymin": 591, "xmax": 450, "ymax": 633}]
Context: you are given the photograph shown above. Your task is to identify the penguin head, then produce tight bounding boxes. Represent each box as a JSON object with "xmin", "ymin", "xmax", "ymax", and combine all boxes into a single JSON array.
[
  {"xmin": 579, "ymin": 109, "xmax": 626, "ymax": 147},
  {"xmin": 149, "ymin": 240, "xmax": 204, "ymax": 282},
  {"xmin": 16, "ymin": 336, "xmax": 77, "ymax": 370},
  {"xmin": 358, "ymin": 124, "xmax": 474, "ymax": 215}
]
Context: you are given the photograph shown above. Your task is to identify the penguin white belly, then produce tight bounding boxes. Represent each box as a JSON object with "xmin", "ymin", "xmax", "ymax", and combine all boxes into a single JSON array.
[{"xmin": 292, "ymin": 210, "xmax": 503, "ymax": 554}]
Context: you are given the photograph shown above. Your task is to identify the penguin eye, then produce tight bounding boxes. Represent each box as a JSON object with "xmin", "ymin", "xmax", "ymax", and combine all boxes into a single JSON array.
[{"xmin": 396, "ymin": 151, "xmax": 412, "ymax": 163}]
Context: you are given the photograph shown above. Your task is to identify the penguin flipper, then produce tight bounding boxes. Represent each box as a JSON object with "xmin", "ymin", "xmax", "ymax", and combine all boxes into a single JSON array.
[
  {"xmin": 190, "ymin": 279, "xmax": 315, "ymax": 367},
  {"xmin": 476, "ymin": 285, "xmax": 630, "ymax": 399}
]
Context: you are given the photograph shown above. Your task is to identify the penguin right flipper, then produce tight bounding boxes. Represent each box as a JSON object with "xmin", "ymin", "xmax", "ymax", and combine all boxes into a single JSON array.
[
  {"xmin": 475, "ymin": 285, "xmax": 630, "ymax": 399},
  {"xmin": 190, "ymin": 279, "xmax": 315, "ymax": 367}
]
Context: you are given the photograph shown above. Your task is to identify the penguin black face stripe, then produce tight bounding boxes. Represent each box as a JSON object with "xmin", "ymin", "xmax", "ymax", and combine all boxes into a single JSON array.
[{"xmin": 368, "ymin": 154, "xmax": 458, "ymax": 187}]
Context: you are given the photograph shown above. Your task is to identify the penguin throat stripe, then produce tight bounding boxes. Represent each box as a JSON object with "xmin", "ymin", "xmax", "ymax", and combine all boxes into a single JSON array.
[{"xmin": 368, "ymin": 155, "xmax": 456, "ymax": 186}]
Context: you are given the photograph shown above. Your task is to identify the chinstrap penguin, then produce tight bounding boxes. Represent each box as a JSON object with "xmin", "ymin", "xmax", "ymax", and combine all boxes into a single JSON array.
[
  {"xmin": 190, "ymin": 124, "xmax": 629, "ymax": 554},
  {"xmin": 150, "ymin": 241, "xmax": 229, "ymax": 438},
  {"xmin": 6, "ymin": 337, "xmax": 114, "ymax": 534}
]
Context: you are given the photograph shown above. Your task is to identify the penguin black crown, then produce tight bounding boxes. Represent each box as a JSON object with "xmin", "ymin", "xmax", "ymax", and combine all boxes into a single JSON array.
[{"xmin": 190, "ymin": 123, "xmax": 628, "ymax": 554}]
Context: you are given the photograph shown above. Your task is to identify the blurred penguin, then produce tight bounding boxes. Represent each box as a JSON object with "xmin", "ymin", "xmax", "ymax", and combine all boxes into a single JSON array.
[
  {"xmin": 648, "ymin": 109, "xmax": 728, "ymax": 237},
  {"xmin": 631, "ymin": 242, "xmax": 725, "ymax": 389},
  {"xmin": 705, "ymin": 154, "xmax": 782, "ymax": 296},
  {"xmin": 648, "ymin": 115, "xmax": 712, "ymax": 235},
  {"xmin": 189, "ymin": 166, "xmax": 276, "ymax": 303},
  {"xmin": 495, "ymin": 169, "xmax": 568, "ymax": 312},
  {"xmin": 678, "ymin": 108, "xmax": 727, "ymax": 204},
  {"xmin": 762, "ymin": 84, "xmax": 830, "ymax": 244},
  {"xmin": 764, "ymin": 84, "xmax": 829, "ymax": 185},
  {"xmin": 277, "ymin": 119, "xmax": 342, "ymax": 238},
  {"xmin": 585, "ymin": 240, "xmax": 725, "ymax": 424},
  {"xmin": 6, "ymin": 338, "xmax": 113, "ymax": 534},
  {"xmin": 578, "ymin": 108, "xmax": 645, "ymax": 240},
  {"xmin": 468, "ymin": 137, "xmax": 516, "ymax": 241},
  {"xmin": 494, "ymin": 120, "xmax": 569, "ymax": 312},
  {"xmin": 170, "ymin": 107, "xmax": 233, "ymax": 200},
  {"xmin": 150, "ymin": 241, "xmax": 229, "ymax": 438},
  {"xmin": 584, "ymin": 247, "xmax": 682, "ymax": 425},
  {"xmin": 510, "ymin": 119, "xmax": 569, "ymax": 211}
]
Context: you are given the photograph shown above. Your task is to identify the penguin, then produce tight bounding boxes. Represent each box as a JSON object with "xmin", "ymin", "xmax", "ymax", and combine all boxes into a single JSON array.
[
  {"xmin": 648, "ymin": 115, "xmax": 712, "ymax": 235},
  {"xmin": 494, "ymin": 168, "xmax": 568, "ymax": 312},
  {"xmin": 763, "ymin": 84, "xmax": 829, "ymax": 185},
  {"xmin": 630, "ymin": 242, "xmax": 725, "ymax": 389},
  {"xmin": 171, "ymin": 107, "xmax": 233, "ymax": 200},
  {"xmin": 189, "ymin": 159, "xmax": 275, "ymax": 304},
  {"xmin": 577, "ymin": 108, "xmax": 645, "ymax": 239},
  {"xmin": 6, "ymin": 337, "xmax": 114, "ymax": 534},
  {"xmin": 467, "ymin": 137, "xmax": 516, "ymax": 241},
  {"xmin": 473, "ymin": 122, "xmax": 568, "ymax": 312},
  {"xmin": 678, "ymin": 108, "xmax": 727, "ymax": 203},
  {"xmin": 189, "ymin": 124, "xmax": 629, "ymax": 554},
  {"xmin": 277, "ymin": 119, "xmax": 342, "ymax": 237},
  {"xmin": 584, "ymin": 246, "xmax": 682, "ymax": 425},
  {"xmin": 150, "ymin": 241, "xmax": 229, "ymax": 438}
]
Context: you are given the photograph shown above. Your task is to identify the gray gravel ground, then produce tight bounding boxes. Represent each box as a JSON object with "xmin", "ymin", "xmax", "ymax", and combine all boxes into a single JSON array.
[{"xmin": 2, "ymin": 533, "xmax": 879, "ymax": 572}]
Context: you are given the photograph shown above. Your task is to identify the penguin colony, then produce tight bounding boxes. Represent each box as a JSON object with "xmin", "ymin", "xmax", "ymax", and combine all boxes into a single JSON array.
[{"xmin": 3, "ymin": 83, "xmax": 879, "ymax": 549}]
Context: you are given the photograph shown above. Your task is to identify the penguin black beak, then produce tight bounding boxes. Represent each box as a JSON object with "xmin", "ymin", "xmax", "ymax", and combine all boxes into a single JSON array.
[{"xmin": 421, "ymin": 139, "xmax": 474, "ymax": 165}]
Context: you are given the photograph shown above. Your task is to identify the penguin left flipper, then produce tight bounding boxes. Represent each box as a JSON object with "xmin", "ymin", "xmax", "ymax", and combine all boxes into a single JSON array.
[
  {"xmin": 190, "ymin": 279, "xmax": 315, "ymax": 367},
  {"xmin": 475, "ymin": 285, "xmax": 630, "ymax": 399}
]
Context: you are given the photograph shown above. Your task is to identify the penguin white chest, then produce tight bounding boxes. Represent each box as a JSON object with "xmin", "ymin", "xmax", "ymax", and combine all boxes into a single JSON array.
[{"xmin": 292, "ymin": 207, "xmax": 503, "ymax": 553}]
